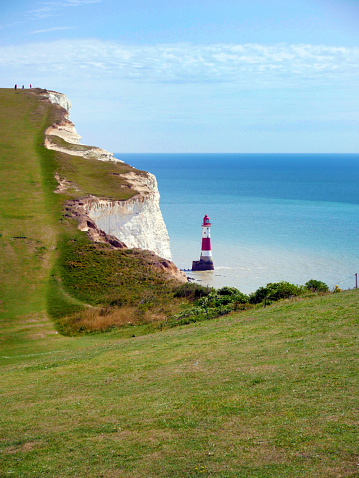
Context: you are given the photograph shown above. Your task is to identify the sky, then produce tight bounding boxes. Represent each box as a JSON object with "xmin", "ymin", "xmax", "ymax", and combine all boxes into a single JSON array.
[{"xmin": 1, "ymin": 0, "xmax": 359, "ymax": 153}]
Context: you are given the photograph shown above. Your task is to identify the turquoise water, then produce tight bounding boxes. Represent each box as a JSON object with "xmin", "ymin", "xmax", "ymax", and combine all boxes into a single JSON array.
[{"xmin": 117, "ymin": 154, "xmax": 359, "ymax": 293}]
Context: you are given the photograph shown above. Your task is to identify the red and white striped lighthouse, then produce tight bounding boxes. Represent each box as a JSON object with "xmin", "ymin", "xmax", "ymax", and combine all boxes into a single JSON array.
[{"xmin": 192, "ymin": 214, "xmax": 214, "ymax": 271}]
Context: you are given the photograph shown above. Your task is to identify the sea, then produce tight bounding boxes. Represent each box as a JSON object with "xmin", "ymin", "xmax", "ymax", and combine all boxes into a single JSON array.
[{"xmin": 116, "ymin": 153, "xmax": 359, "ymax": 294}]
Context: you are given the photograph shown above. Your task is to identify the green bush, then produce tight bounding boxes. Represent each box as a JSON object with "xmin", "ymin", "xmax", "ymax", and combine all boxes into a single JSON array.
[
  {"xmin": 249, "ymin": 281, "xmax": 306, "ymax": 304},
  {"xmin": 217, "ymin": 286, "xmax": 240, "ymax": 296},
  {"xmin": 198, "ymin": 290, "xmax": 249, "ymax": 307},
  {"xmin": 174, "ymin": 283, "xmax": 214, "ymax": 300},
  {"xmin": 305, "ymin": 279, "xmax": 329, "ymax": 293}
]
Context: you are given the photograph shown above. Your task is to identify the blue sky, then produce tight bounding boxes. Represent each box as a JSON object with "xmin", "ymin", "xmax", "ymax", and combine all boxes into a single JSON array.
[{"xmin": 1, "ymin": 0, "xmax": 359, "ymax": 152}]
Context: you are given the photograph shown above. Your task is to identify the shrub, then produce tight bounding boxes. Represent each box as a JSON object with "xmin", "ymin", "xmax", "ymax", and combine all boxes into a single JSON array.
[
  {"xmin": 217, "ymin": 286, "xmax": 240, "ymax": 296},
  {"xmin": 305, "ymin": 279, "xmax": 329, "ymax": 293},
  {"xmin": 249, "ymin": 281, "xmax": 306, "ymax": 304},
  {"xmin": 232, "ymin": 292, "xmax": 249, "ymax": 304},
  {"xmin": 174, "ymin": 283, "xmax": 213, "ymax": 300},
  {"xmin": 197, "ymin": 290, "xmax": 248, "ymax": 308}
]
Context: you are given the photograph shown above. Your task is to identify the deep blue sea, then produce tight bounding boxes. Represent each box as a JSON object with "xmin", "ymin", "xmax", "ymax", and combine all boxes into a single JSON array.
[{"xmin": 116, "ymin": 153, "xmax": 359, "ymax": 293}]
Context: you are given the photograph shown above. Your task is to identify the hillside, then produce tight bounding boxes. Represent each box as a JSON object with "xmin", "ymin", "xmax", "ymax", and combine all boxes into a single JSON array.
[
  {"xmin": 0, "ymin": 88, "xmax": 358, "ymax": 477},
  {"xmin": 0, "ymin": 88, "xmax": 186, "ymax": 339},
  {"xmin": 1, "ymin": 288, "xmax": 358, "ymax": 477}
]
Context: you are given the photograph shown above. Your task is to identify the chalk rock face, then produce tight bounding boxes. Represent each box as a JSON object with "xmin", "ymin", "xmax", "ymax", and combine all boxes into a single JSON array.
[
  {"xmin": 86, "ymin": 173, "xmax": 172, "ymax": 261},
  {"xmin": 46, "ymin": 90, "xmax": 72, "ymax": 114},
  {"xmin": 46, "ymin": 120, "xmax": 82, "ymax": 145},
  {"xmin": 44, "ymin": 91, "xmax": 123, "ymax": 163},
  {"xmin": 45, "ymin": 90, "xmax": 173, "ymax": 262}
]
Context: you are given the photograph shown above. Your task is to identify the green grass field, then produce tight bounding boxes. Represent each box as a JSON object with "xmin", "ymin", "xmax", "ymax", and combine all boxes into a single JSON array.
[
  {"xmin": 1, "ymin": 290, "xmax": 358, "ymax": 477},
  {"xmin": 0, "ymin": 88, "xmax": 358, "ymax": 477}
]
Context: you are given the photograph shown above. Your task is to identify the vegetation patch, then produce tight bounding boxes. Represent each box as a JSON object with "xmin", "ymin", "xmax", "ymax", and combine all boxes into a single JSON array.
[
  {"xmin": 50, "ymin": 228, "xmax": 188, "ymax": 335},
  {"xmin": 47, "ymin": 134, "xmax": 95, "ymax": 152},
  {"xmin": 53, "ymin": 150, "xmax": 143, "ymax": 201},
  {"xmin": 165, "ymin": 280, "xmax": 332, "ymax": 329}
]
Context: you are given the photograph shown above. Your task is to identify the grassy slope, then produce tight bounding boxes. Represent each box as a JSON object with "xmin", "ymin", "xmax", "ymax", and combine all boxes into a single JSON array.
[
  {"xmin": 0, "ymin": 88, "xmax": 58, "ymax": 346},
  {"xmin": 0, "ymin": 290, "xmax": 358, "ymax": 477},
  {"xmin": 0, "ymin": 89, "xmax": 358, "ymax": 477}
]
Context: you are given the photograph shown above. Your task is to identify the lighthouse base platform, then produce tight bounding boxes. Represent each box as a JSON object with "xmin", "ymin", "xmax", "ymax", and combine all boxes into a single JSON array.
[{"xmin": 192, "ymin": 259, "xmax": 214, "ymax": 271}]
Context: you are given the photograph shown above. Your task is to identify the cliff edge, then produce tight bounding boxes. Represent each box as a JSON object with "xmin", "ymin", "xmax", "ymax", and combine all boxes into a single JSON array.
[{"xmin": 42, "ymin": 89, "xmax": 186, "ymax": 282}]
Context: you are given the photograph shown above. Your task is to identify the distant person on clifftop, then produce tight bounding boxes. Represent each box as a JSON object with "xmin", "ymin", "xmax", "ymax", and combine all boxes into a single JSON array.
[
  {"xmin": 22, "ymin": 85, "xmax": 24, "ymax": 91},
  {"xmin": 30, "ymin": 84, "xmax": 32, "ymax": 88},
  {"xmin": 14, "ymin": 84, "xmax": 17, "ymax": 90}
]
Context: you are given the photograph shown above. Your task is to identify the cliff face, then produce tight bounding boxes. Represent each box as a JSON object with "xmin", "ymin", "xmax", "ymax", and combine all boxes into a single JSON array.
[
  {"xmin": 44, "ymin": 90, "xmax": 121, "ymax": 163},
  {"xmin": 45, "ymin": 90, "xmax": 72, "ymax": 113},
  {"xmin": 85, "ymin": 173, "xmax": 172, "ymax": 260},
  {"xmin": 43, "ymin": 90, "xmax": 185, "ymax": 281}
]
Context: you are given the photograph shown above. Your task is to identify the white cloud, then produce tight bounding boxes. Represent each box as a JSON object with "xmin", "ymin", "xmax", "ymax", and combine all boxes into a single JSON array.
[
  {"xmin": 1, "ymin": 40, "xmax": 358, "ymax": 88},
  {"xmin": 29, "ymin": 0, "xmax": 101, "ymax": 19},
  {"xmin": 31, "ymin": 26, "xmax": 75, "ymax": 34},
  {"xmin": 0, "ymin": 21, "xmax": 23, "ymax": 31}
]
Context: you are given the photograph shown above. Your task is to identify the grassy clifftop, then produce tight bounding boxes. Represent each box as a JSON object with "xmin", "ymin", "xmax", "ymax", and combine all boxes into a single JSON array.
[
  {"xmin": 0, "ymin": 88, "xmax": 57, "ymax": 332},
  {"xmin": 0, "ymin": 88, "xmax": 186, "ymax": 339}
]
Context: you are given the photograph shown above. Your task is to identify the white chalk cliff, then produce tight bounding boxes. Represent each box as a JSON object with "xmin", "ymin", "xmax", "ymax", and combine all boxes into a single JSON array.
[
  {"xmin": 84, "ymin": 173, "xmax": 172, "ymax": 260},
  {"xmin": 44, "ymin": 90, "xmax": 173, "ymax": 262},
  {"xmin": 44, "ymin": 91, "xmax": 122, "ymax": 163},
  {"xmin": 46, "ymin": 90, "xmax": 72, "ymax": 113}
]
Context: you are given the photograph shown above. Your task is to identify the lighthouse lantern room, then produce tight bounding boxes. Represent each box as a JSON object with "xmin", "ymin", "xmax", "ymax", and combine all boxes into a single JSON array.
[{"xmin": 192, "ymin": 214, "xmax": 214, "ymax": 271}]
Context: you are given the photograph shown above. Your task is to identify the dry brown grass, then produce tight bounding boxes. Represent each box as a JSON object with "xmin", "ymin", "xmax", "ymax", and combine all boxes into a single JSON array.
[
  {"xmin": 60, "ymin": 305, "xmax": 170, "ymax": 333},
  {"xmin": 66, "ymin": 306, "xmax": 136, "ymax": 332}
]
